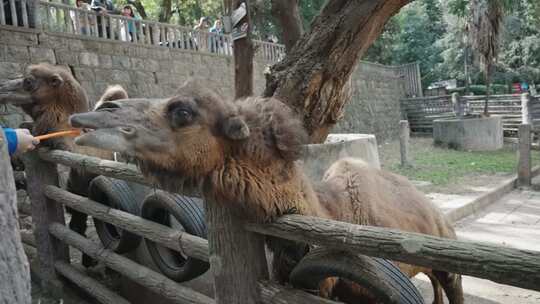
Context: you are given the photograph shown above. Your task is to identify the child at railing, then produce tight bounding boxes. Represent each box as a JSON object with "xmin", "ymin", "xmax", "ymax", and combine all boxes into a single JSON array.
[
  {"xmin": 120, "ymin": 5, "xmax": 139, "ymax": 42},
  {"xmin": 1, "ymin": 127, "xmax": 39, "ymax": 156},
  {"xmin": 71, "ymin": 0, "xmax": 93, "ymax": 35}
]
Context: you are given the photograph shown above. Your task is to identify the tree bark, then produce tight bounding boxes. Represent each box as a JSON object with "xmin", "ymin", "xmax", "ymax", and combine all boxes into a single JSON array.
[
  {"xmin": 158, "ymin": 0, "xmax": 173, "ymax": 23},
  {"xmin": 225, "ymin": 0, "xmax": 255, "ymax": 98},
  {"xmin": 271, "ymin": 0, "xmax": 303, "ymax": 52},
  {"xmin": 0, "ymin": 132, "xmax": 31, "ymax": 304},
  {"xmin": 265, "ymin": 0, "xmax": 412, "ymax": 143}
]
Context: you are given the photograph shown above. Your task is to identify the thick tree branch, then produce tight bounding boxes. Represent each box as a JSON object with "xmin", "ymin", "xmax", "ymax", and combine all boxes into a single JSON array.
[
  {"xmin": 271, "ymin": 0, "xmax": 304, "ymax": 52},
  {"xmin": 265, "ymin": 0, "xmax": 412, "ymax": 143}
]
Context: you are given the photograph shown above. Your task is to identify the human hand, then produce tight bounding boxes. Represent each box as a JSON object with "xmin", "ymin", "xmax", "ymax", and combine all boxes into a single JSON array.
[{"xmin": 15, "ymin": 129, "xmax": 39, "ymax": 153}]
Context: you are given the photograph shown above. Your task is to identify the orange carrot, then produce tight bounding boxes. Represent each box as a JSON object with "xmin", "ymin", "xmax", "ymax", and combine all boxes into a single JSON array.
[{"xmin": 35, "ymin": 129, "xmax": 82, "ymax": 141}]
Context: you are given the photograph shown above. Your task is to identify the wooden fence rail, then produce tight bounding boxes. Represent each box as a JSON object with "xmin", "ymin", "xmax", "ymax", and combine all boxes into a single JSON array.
[
  {"xmin": 24, "ymin": 147, "xmax": 540, "ymax": 303},
  {"xmin": 246, "ymin": 215, "xmax": 540, "ymax": 292},
  {"xmin": 402, "ymin": 93, "xmax": 540, "ymax": 135}
]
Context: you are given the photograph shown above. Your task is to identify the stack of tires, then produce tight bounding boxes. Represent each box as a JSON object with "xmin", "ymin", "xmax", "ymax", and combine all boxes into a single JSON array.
[{"xmin": 88, "ymin": 176, "xmax": 425, "ymax": 303}]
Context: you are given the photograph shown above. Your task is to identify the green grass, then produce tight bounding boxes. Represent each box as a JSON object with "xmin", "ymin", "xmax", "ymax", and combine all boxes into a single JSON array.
[{"xmin": 380, "ymin": 138, "xmax": 540, "ymax": 186}]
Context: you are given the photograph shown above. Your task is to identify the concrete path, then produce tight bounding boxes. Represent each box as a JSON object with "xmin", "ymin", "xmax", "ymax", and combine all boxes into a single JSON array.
[{"xmin": 413, "ymin": 188, "xmax": 540, "ymax": 304}]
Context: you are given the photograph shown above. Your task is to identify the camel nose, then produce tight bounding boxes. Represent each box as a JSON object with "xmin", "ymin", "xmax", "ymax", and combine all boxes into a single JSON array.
[{"xmin": 119, "ymin": 126, "xmax": 137, "ymax": 138}]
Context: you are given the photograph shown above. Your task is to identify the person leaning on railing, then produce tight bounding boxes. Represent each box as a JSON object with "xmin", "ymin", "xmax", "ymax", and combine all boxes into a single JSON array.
[
  {"xmin": 90, "ymin": 0, "xmax": 118, "ymax": 38},
  {"xmin": 71, "ymin": 0, "xmax": 94, "ymax": 35},
  {"xmin": 120, "ymin": 5, "xmax": 140, "ymax": 42},
  {"xmin": 1, "ymin": 127, "xmax": 39, "ymax": 156}
]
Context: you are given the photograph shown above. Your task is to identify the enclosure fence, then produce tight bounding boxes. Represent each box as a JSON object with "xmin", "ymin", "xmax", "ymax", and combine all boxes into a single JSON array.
[
  {"xmin": 12, "ymin": 146, "xmax": 540, "ymax": 304},
  {"xmin": 0, "ymin": 0, "xmax": 285, "ymax": 62},
  {"xmin": 401, "ymin": 93, "xmax": 540, "ymax": 136}
]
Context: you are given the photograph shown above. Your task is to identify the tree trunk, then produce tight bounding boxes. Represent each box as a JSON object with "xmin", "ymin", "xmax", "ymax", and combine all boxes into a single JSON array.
[
  {"xmin": 225, "ymin": 0, "xmax": 254, "ymax": 98},
  {"xmin": 271, "ymin": 0, "xmax": 303, "ymax": 52},
  {"xmin": 265, "ymin": 0, "xmax": 412, "ymax": 143},
  {"xmin": 0, "ymin": 132, "xmax": 31, "ymax": 304},
  {"xmin": 158, "ymin": 0, "xmax": 173, "ymax": 23}
]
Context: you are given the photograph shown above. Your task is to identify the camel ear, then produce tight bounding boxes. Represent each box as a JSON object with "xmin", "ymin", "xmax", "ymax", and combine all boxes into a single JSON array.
[
  {"xmin": 50, "ymin": 74, "xmax": 63, "ymax": 87},
  {"xmin": 223, "ymin": 116, "xmax": 250, "ymax": 140}
]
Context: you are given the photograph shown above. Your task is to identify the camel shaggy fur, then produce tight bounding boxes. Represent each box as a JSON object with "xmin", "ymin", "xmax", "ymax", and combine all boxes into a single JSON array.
[{"xmin": 70, "ymin": 82, "xmax": 464, "ymax": 303}]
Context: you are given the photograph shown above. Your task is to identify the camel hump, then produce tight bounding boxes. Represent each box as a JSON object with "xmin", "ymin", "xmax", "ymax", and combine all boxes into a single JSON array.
[{"xmin": 322, "ymin": 157, "xmax": 371, "ymax": 181}]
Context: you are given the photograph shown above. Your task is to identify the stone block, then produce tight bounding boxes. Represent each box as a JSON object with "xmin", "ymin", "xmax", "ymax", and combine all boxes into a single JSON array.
[
  {"xmin": 0, "ymin": 29, "xmax": 38, "ymax": 46},
  {"xmin": 112, "ymin": 55, "xmax": 131, "ymax": 69},
  {"xmin": 98, "ymin": 55, "xmax": 113, "ymax": 69},
  {"xmin": 0, "ymin": 62, "xmax": 24, "ymax": 79},
  {"xmin": 5, "ymin": 45, "xmax": 29, "ymax": 62},
  {"xmin": 72, "ymin": 67, "xmax": 95, "ymax": 82},
  {"xmin": 39, "ymin": 34, "xmax": 69, "ymax": 50},
  {"xmin": 130, "ymin": 57, "xmax": 145, "ymax": 69},
  {"xmin": 55, "ymin": 49, "xmax": 79, "ymax": 65},
  {"xmin": 110, "ymin": 70, "xmax": 131, "ymax": 83},
  {"xmin": 79, "ymin": 52, "xmax": 100, "ymax": 67},
  {"xmin": 433, "ymin": 116, "xmax": 504, "ymax": 151},
  {"xmin": 143, "ymin": 59, "xmax": 159, "ymax": 72},
  {"xmin": 81, "ymin": 40, "xmax": 101, "ymax": 52},
  {"xmin": 302, "ymin": 134, "xmax": 380, "ymax": 180},
  {"xmin": 67, "ymin": 39, "xmax": 85, "ymax": 51},
  {"xmin": 29, "ymin": 47, "xmax": 56, "ymax": 64},
  {"xmin": 130, "ymin": 71, "xmax": 154, "ymax": 84}
]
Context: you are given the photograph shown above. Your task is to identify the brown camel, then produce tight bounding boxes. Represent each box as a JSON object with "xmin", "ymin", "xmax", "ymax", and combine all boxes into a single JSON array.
[
  {"xmin": 0, "ymin": 64, "xmax": 128, "ymax": 266},
  {"xmin": 70, "ymin": 82, "xmax": 464, "ymax": 304}
]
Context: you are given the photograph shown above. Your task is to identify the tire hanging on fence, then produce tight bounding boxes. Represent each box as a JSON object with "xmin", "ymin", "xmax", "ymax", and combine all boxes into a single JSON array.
[
  {"xmin": 290, "ymin": 247, "xmax": 425, "ymax": 304},
  {"xmin": 141, "ymin": 191, "xmax": 210, "ymax": 282},
  {"xmin": 88, "ymin": 175, "xmax": 142, "ymax": 253}
]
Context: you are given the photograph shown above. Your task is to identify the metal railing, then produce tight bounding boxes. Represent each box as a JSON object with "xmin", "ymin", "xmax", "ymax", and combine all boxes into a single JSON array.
[{"xmin": 0, "ymin": 0, "xmax": 285, "ymax": 62}]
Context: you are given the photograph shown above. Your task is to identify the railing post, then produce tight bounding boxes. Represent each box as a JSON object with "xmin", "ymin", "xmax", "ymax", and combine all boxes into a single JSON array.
[
  {"xmin": 205, "ymin": 198, "xmax": 269, "ymax": 304},
  {"xmin": 522, "ymin": 92, "xmax": 532, "ymax": 125},
  {"xmin": 518, "ymin": 124, "xmax": 532, "ymax": 187},
  {"xmin": 22, "ymin": 149, "xmax": 69, "ymax": 295},
  {"xmin": 400, "ymin": 120, "xmax": 410, "ymax": 166}
]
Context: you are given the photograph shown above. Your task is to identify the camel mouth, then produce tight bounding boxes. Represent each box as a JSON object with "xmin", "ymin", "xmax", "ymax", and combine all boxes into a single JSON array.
[{"xmin": 70, "ymin": 112, "xmax": 134, "ymax": 154}]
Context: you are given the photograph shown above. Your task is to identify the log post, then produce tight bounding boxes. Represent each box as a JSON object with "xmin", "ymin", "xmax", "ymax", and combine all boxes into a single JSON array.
[
  {"xmin": 22, "ymin": 149, "xmax": 69, "ymax": 294},
  {"xmin": 399, "ymin": 120, "xmax": 410, "ymax": 166},
  {"xmin": 207, "ymin": 2, "xmax": 269, "ymax": 304},
  {"xmin": 452, "ymin": 93, "xmax": 463, "ymax": 118},
  {"xmin": 522, "ymin": 93, "xmax": 532, "ymax": 125},
  {"xmin": 518, "ymin": 124, "xmax": 532, "ymax": 187},
  {"xmin": 0, "ymin": 129, "xmax": 31, "ymax": 303}
]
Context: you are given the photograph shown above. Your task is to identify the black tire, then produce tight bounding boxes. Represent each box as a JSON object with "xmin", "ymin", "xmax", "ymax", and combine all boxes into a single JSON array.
[
  {"xmin": 141, "ymin": 191, "xmax": 209, "ymax": 282},
  {"xmin": 88, "ymin": 176, "xmax": 142, "ymax": 254},
  {"xmin": 290, "ymin": 248, "xmax": 424, "ymax": 304}
]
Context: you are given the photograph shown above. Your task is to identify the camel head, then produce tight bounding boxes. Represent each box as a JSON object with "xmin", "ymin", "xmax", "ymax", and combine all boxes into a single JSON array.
[
  {"xmin": 70, "ymin": 81, "xmax": 309, "ymax": 195},
  {"xmin": 0, "ymin": 63, "xmax": 89, "ymax": 119},
  {"xmin": 0, "ymin": 63, "xmax": 88, "ymax": 149}
]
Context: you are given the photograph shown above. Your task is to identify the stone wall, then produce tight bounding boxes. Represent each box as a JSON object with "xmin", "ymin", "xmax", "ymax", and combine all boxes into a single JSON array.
[
  {"xmin": 1, "ymin": 26, "xmax": 406, "ymax": 142},
  {"xmin": 333, "ymin": 62, "xmax": 406, "ymax": 141}
]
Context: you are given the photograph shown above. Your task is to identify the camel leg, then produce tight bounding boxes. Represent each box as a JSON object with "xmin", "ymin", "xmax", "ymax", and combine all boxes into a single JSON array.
[
  {"xmin": 427, "ymin": 273, "xmax": 444, "ymax": 304},
  {"xmin": 434, "ymin": 271, "xmax": 464, "ymax": 304}
]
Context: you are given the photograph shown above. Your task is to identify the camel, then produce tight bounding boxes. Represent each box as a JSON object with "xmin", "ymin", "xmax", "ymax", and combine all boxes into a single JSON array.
[
  {"xmin": 69, "ymin": 82, "xmax": 464, "ymax": 304},
  {"xmin": 0, "ymin": 63, "xmax": 129, "ymax": 266}
]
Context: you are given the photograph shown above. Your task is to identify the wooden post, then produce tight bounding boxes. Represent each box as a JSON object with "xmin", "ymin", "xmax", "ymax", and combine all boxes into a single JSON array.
[
  {"xmin": 206, "ymin": 2, "xmax": 268, "ymax": 303},
  {"xmin": 22, "ymin": 150, "xmax": 69, "ymax": 294},
  {"xmin": 518, "ymin": 124, "xmax": 531, "ymax": 187},
  {"xmin": 452, "ymin": 93, "xmax": 463, "ymax": 118},
  {"xmin": 0, "ymin": 131, "xmax": 32, "ymax": 303},
  {"xmin": 399, "ymin": 120, "xmax": 410, "ymax": 166},
  {"xmin": 522, "ymin": 93, "xmax": 532, "ymax": 125},
  {"xmin": 205, "ymin": 198, "xmax": 269, "ymax": 303}
]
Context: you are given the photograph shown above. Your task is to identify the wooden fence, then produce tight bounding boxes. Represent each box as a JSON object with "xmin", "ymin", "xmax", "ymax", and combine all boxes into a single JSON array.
[
  {"xmin": 16, "ymin": 147, "xmax": 540, "ymax": 304},
  {"xmin": 401, "ymin": 93, "xmax": 540, "ymax": 136},
  {"xmin": 0, "ymin": 0, "xmax": 285, "ymax": 62}
]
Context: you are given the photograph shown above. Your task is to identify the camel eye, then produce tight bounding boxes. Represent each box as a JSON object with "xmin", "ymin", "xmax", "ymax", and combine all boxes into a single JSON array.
[
  {"xmin": 23, "ymin": 77, "xmax": 36, "ymax": 91},
  {"xmin": 170, "ymin": 107, "xmax": 193, "ymax": 128}
]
